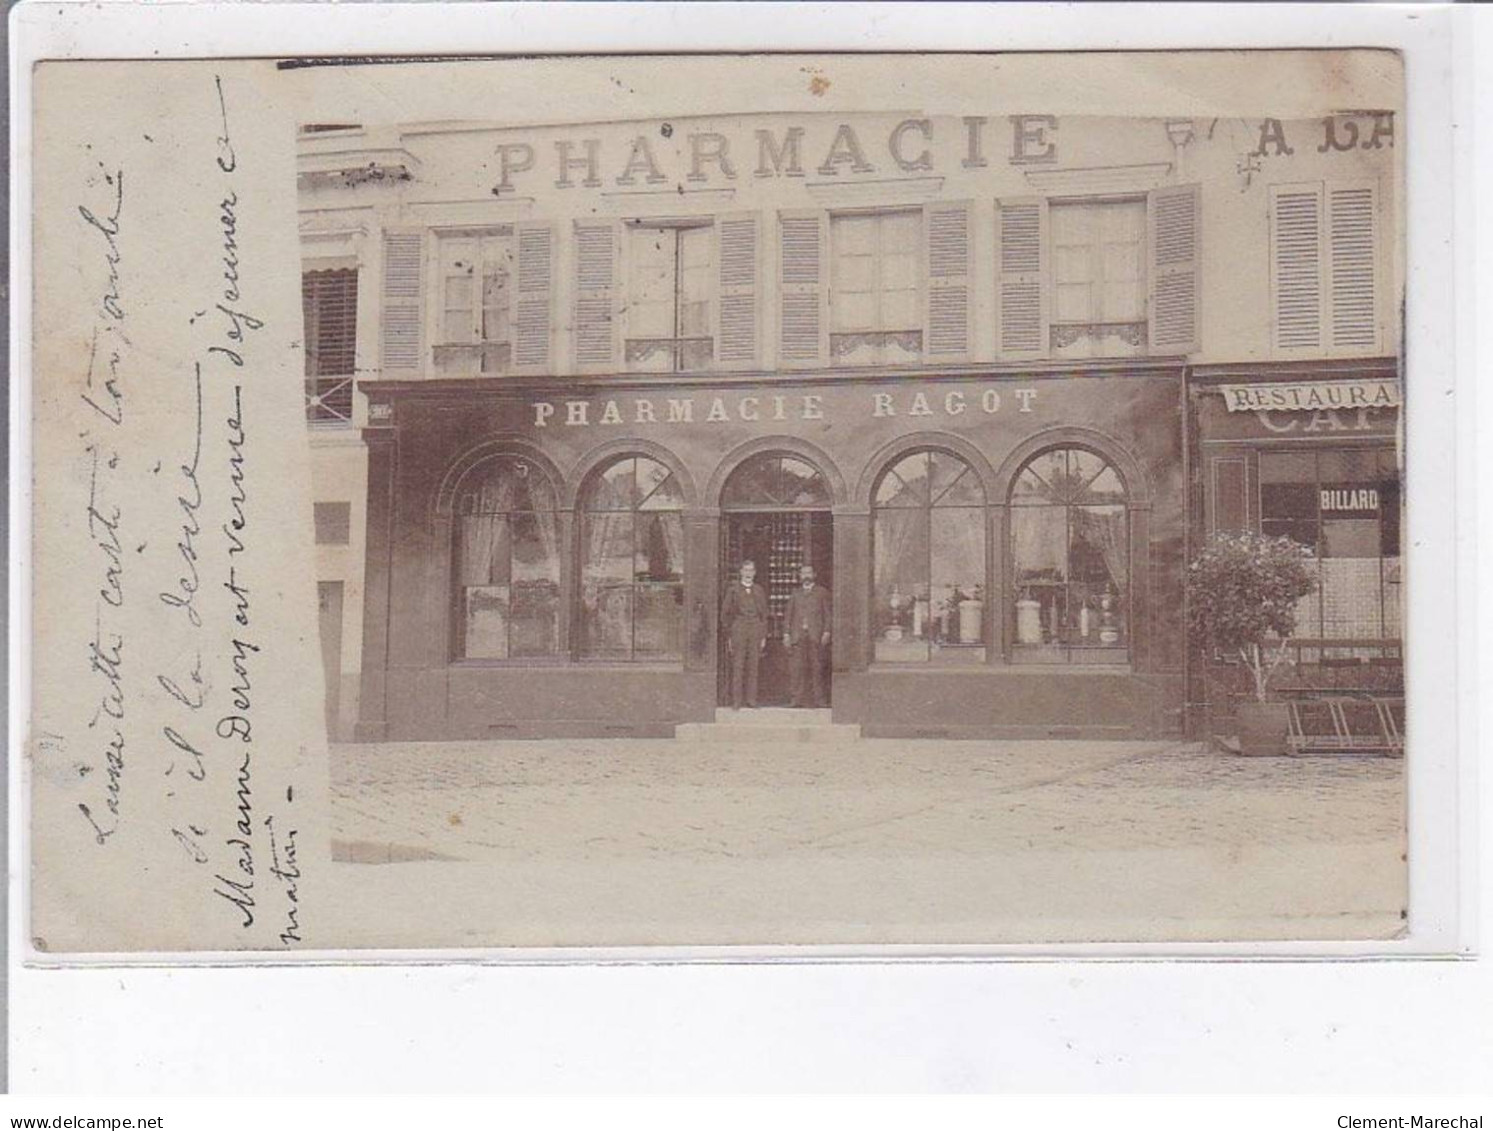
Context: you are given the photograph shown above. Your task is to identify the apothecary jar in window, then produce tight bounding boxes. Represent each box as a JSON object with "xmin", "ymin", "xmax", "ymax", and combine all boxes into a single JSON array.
[{"xmin": 1009, "ymin": 446, "xmax": 1130, "ymax": 664}]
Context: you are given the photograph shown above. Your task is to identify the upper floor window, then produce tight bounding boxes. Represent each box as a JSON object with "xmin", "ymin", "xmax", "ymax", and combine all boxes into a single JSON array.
[
  {"xmin": 1269, "ymin": 181, "xmax": 1380, "ymax": 354},
  {"xmin": 624, "ymin": 220, "xmax": 713, "ymax": 373},
  {"xmin": 302, "ymin": 267, "xmax": 358, "ymax": 426},
  {"xmin": 997, "ymin": 186, "xmax": 1198, "ymax": 360},
  {"xmin": 779, "ymin": 203, "xmax": 970, "ymax": 369},
  {"xmin": 1050, "ymin": 198, "xmax": 1146, "ymax": 359},
  {"xmin": 830, "ymin": 209, "xmax": 922, "ymax": 366},
  {"xmin": 435, "ymin": 229, "xmax": 514, "ymax": 377}
]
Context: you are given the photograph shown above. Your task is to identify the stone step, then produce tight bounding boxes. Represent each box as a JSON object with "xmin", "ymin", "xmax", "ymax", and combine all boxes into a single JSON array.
[
  {"xmin": 675, "ymin": 721, "xmax": 862, "ymax": 743},
  {"xmin": 713, "ymin": 707, "xmax": 833, "ymax": 726}
]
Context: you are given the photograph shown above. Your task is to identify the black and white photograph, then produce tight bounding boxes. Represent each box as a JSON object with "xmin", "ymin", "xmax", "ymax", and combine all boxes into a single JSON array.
[
  {"xmin": 11, "ymin": 0, "xmax": 1491, "ymax": 1105},
  {"xmin": 26, "ymin": 48, "xmax": 1419, "ymax": 952},
  {"xmin": 289, "ymin": 51, "xmax": 1407, "ymax": 947}
]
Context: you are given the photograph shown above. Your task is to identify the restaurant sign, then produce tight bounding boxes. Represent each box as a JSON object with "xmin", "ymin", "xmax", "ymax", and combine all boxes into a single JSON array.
[{"xmin": 1219, "ymin": 379, "xmax": 1401, "ymax": 413}]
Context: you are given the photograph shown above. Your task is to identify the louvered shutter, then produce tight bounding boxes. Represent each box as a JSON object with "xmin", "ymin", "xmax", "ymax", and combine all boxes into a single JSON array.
[
  {"xmin": 1327, "ymin": 182, "xmax": 1379, "ymax": 351},
  {"xmin": 996, "ymin": 198, "xmax": 1048, "ymax": 358},
  {"xmin": 778, "ymin": 210, "xmax": 828, "ymax": 367},
  {"xmin": 924, "ymin": 200, "xmax": 972, "ymax": 361},
  {"xmin": 513, "ymin": 222, "xmax": 553, "ymax": 372},
  {"xmin": 1148, "ymin": 184, "xmax": 1200, "ymax": 353},
  {"xmin": 380, "ymin": 231, "xmax": 424, "ymax": 376},
  {"xmin": 573, "ymin": 220, "xmax": 620, "ymax": 372},
  {"xmin": 715, "ymin": 213, "xmax": 760, "ymax": 369},
  {"xmin": 1270, "ymin": 184, "xmax": 1324, "ymax": 351}
]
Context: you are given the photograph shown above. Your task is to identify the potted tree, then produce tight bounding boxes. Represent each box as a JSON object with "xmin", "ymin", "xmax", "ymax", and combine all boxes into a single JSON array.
[{"xmin": 1187, "ymin": 531, "xmax": 1317, "ymax": 756}]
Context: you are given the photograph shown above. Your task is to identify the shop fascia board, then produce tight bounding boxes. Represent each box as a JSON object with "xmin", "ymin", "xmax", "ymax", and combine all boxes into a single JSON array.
[{"xmin": 359, "ymin": 355, "xmax": 1191, "ymax": 403}]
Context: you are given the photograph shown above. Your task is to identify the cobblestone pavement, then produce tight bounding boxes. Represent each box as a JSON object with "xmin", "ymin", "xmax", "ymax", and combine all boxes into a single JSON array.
[{"xmin": 325, "ymin": 738, "xmax": 1405, "ymax": 948}]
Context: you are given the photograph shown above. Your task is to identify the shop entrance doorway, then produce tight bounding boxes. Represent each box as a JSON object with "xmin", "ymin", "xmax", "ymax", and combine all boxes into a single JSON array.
[{"xmin": 718, "ymin": 453, "xmax": 835, "ymax": 708}]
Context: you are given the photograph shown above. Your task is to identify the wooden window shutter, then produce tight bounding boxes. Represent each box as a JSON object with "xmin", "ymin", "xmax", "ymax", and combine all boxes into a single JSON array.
[
  {"xmin": 924, "ymin": 200, "xmax": 973, "ymax": 361},
  {"xmin": 716, "ymin": 213, "xmax": 760, "ymax": 369},
  {"xmin": 1327, "ymin": 181, "xmax": 1379, "ymax": 351},
  {"xmin": 302, "ymin": 269, "xmax": 359, "ymax": 378},
  {"xmin": 1148, "ymin": 183, "xmax": 1200, "ymax": 353},
  {"xmin": 1269, "ymin": 184, "xmax": 1324, "ymax": 351},
  {"xmin": 778, "ymin": 210, "xmax": 828, "ymax": 367},
  {"xmin": 513, "ymin": 222, "xmax": 553, "ymax": 371},
  {"xmin": 996, "ymin": 198, "xmax": 1048, "ymax": 358},
  {"xmin": 380, "ymin": 231, "xmax": 425, "ymax": 376},
  {"xmin": 573, "ymin": 219, "xmax": 620, "ymax": 372}
]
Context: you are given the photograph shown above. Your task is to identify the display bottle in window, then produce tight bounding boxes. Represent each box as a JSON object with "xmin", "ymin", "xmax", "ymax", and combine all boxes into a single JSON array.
[
  {"xmin": 1098, "ymin": 588, "xmax": 1120, "ymax": 645},
  {"xmin": 1016, "ymin": 588, "xmax": 1043, "ymax": 646},
  {"xmin": 960, "ymin": 586, "xmax": 983, "ymax": 645}
]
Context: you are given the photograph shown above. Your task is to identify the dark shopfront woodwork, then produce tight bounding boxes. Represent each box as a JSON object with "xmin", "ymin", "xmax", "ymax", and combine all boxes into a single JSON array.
[{"xmin": 357, "ymin": 367, "xmax": 1188, "ymax": 740}]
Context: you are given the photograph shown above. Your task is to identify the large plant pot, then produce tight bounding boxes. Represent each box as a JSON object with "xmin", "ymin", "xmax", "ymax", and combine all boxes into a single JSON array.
[{"xmin": 1234, "ymin": 700, "xmax": 1291, "ymax": 757}]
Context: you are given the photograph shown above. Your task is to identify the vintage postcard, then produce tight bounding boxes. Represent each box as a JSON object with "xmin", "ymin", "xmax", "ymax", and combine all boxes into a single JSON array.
[{"xmin": 24, "ymin": 49, "xmax": 1415, "ymax": 954}]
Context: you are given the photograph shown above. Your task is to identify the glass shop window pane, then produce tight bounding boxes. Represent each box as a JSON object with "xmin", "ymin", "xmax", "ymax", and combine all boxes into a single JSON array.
[
  {"xmin": 633, "ymin": 584, "xmax": 684, "ymax": 659},
  {"xmin": 930, "ymin": 508, "xmax": 987, "ymax": 660},
  {"xmin": 780, "ymin": 457, "xmax": 831, "ymax": 506},
  {"xmin": 588, "ymin": 458, "xmax": 639, "ymax": 511},
  {"xmin": 458, "ymin": 516, "xmax": 496, "ymax": 586},
  {"xmin": 1259, "ymin": 450, "xmax": 1317, "ymax": 483},
  {"xmin": 581, "ymin": 515, "xmax": 635, "ymax": 585},
  {"xmin": 1260, "ymin": 482, "xmax": 1319, "ymax": 550},
  {"xmin": 878, "ymin": 452, "xmax": 931, "ymax": 507},
  {"xmin": 1012, "ymin": 506, "xmax": 1067, "ymax": 655},
  {"xmin": 582, "ymin": 586, "xmax": 633, "ymax": 658},
  {"xmin": 1316, "ymin": 448, "xmax": 1382, "ymax": 483},
  {"xmin": 936, "ymin": 462, "xmax": 984, "ymax": 507},
  {"xmin": 509, "ymin": 581, "xmax": 560, "ymax": 657},
  {"xmin": 1069, "ymin": 506, "xmax": 1128, "ymax": 646},
  {"xmin": 1323, "ymin": 517, "xmax": 1380, "ymax": 559},
  {"xmin": 636, "ymin": 459, "xmax": 682, "ymax": 510},
  {"xmin": 872, "ymin": 509, "xmax": 931, "ymax": 661},
  {"xmin": 463, "ymin": 585, "xmax": 511, "ymax": 659},
  {"xmin": 511, "ymin": 511, "xmax": 561, "ymax": 583},
  {"xmin": 636, "ymin": 513, "xmax": 683, "ymax": 582}
]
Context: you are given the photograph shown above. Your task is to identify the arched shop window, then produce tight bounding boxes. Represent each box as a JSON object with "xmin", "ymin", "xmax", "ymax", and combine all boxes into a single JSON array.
[
  {"xmin": 452, "ymin": 455, "xmax": 562, "ymax": 660},
  {"xmin": 579, "ymin": 455, "xmax": 686, "ymax": 660},
  {"xmin": 1010, "ymin": 446, "xmax": 1130, "ymax": 664},
  {"xmin": 871, "ymin": 449, "xmax": 988, "ymax": 662}
]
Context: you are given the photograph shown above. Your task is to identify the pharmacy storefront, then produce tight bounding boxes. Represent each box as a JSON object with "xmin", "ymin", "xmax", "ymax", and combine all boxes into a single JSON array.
[{"xmin": 356, "ymin": 362, "xmax": 1188, "ymax": 740}]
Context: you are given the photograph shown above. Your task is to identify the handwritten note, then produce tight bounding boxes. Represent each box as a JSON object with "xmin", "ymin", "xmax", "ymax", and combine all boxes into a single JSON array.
[{"xmin": 30, "ymin": 61, "xmax": 325, "ymax": 952}]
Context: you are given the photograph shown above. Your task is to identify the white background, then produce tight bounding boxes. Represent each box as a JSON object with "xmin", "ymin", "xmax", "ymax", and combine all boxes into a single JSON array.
[{"xmin": 7, "ymin": 1, "xmax": 1490, "ymax": 1094}]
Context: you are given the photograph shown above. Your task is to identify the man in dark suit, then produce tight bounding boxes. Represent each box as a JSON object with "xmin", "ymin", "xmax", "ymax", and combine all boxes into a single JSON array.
[
  {"xmin": 721, "ymin": 559, "xmax": 770, "ymax": 709},
  {"xmin": 785, "ymin": 564, "xmax": 833, "ymax": 708}
]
